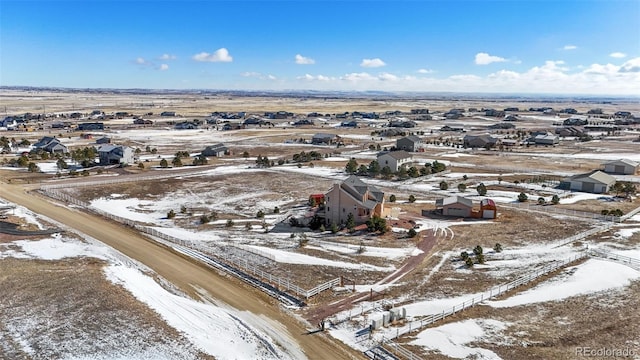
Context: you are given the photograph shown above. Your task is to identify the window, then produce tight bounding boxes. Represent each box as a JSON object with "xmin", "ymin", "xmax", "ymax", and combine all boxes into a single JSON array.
[
  {"xmin": 343, "ymin": 208, "xmax": 345, "ymax": 212},
  {"xmin": 327, "ymin": 207, "xmax": 330, "ymax": 211}
]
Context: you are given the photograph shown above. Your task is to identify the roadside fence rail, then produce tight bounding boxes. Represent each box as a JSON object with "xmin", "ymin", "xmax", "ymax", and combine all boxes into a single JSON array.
[
  {"xmin": 390, "ymin": 252, "xmax": 588, "ymax": 340},
  {"xmin": 38, "ymin": 188, "xmax": 341, "ymax": 301}
]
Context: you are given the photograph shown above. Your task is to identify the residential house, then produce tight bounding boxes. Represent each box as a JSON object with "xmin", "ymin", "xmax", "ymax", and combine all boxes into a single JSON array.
[
  {"xmin": 603, "ymin": 159, "xmax": 639, "ymax": 175},
  {"xmin": 95, "ymin": 137, "xmax": 111, "ymax": 144},
  {"xmin": 532, "ymin": 134, "xmax": 559, "ymax": 145},
  {"xmin": 485, "ymin": 109, "xmax": 505, "ymax": 117},
  {"xmin": 312, "ymin": 133, "xmax": 339, "ymax": 145},
  {"xmin": 133, "ymin": 118, "xmax": 153, "ymax": 125},
  {"xmin": 555, "ymin": 127, "xmax": 584, "ymax": 137},
  {"xmin": 563, "ymin": 118, "xmax": 588, "ymax": 126},
  {"xmin": 562, "ymin": 170, "xmax": 616, "ymax": 194},
  {"xmin": 77, "ymin": 122, "xmax": 104, "ymax": 131},
  {"xmin": 340, "ymin": 120, "xmax": 358, "ymax": 127},
  {"xmin": 33, "ymin": 136, "xmax": 68, "ymax": 154},
  {"xmin": 388, "ymin": 119, "xmax": 417, "ymax": 128},
  {"xmin": 97, "ymin": 145, "xmax": 135, "ymax": 165},
  {"xmin": 222, "ymin": 122, "xmax": 242, "ymax": 131},
  {"xmin": 501, "ymin": 139, "xmax": 519, "ymax": 147},
  {"xmin": 463, "ymin": 134, "xmax": 498, "ymax": 149},
  {"xmin": 201, "ymin": 143, "xmax": 228, "ymax": 157},
  {"xmin": 323, "ymin": 176, "xmax": 386, "ymax": 226},
  {"xmin": 160, "ymin": 111, "xmax": 176, "ymax": 117},
  {"xmin": 0, "ymin": 117, "xmax": 17, "ymax": 130},
  {"xmin": 435, "ymin": 196, "xmax": 473, "ymax": 217},
  {"xmin": 377, "ymin": 151, "xmax": 413, "ymax": 172},
  {"xmin": 175, "ymin": 121, "xmax": 198, "ymax": 130},
  {"xmin": 396, "ymin": 135, "xmax": 423, "ymax": 152}
]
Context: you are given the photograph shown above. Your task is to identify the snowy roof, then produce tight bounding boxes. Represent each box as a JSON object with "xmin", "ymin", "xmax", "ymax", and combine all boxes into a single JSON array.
[
  {"xmin": 569, "ymin": 170, "xmax": 616, "ymax": 185},
  {"xmin": 603, "ymin": 159, "xmax": 639, "ymax": 167}
]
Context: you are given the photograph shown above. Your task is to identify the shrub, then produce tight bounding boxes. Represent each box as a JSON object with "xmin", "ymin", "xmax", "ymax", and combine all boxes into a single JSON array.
[
  {"xmin": 167, "ymin": 209, "xmax": 176, "ymax": 219},
  {"xmin": 407, "ymin": 228, "xmax": 417, "ymax": 238},
  {"xmin": 389, "ymin": 194, "xmax": 396, "ymax": 202},
  {"xmin": 408, "ymin": 195, "xmax": 416, "ymax": 203},
  {"xmin": 439, "ymin": 181, "xmax": 448, "ymax": 190},
  {"xmin": 256, "ymin": 210, "xmax": 265, "ymax": 218},
  {"xmin": 473, "ymin": 245, "xmax": 483, "ymax": 256},
  {"xmin": 517, "ymin": 192, "xmax": 528, "ymax": 202},
  {"xmin": 465, "ymin": 257, "xmax": 474, "ymax": 267},
  {"xmin": 460, "ymin": 251, "xmax": 469, "ymax": 260},
  {"xmin": 494, "ymin": 243, "xmax": 503, "ymax": 253},
  {"xmin": 476, "ymin": 253, "xmax": 485, "ymax": 264},
  {"xmin": 476, "ymin": 183, "xmax": 487, "ymax": 196},
  {"xmin": 457, "ymin": 183, "xmax": 467, "ymax": 192},
  {"xmin": 225, "ymin": 219, "xmax": 234, "ymax": 227},
  {"xmin": 200, "ymin": 215, "xmax": 210, "ymax": 224},
  {"xmin": 538, "ymin": 197, "xmax": 546, "ymax": 205},
  {"xmin": 273, "ymin": 206, "xmax": 280, "ymax": 214},
  {"xmin": 551, "ymin": 194, "xmax": 560, "ymax": 205}
]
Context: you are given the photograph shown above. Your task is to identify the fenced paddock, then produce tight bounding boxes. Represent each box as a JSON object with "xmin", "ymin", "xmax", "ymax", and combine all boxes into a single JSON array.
[{"xmin": 38, "ymin": 188, "xmax": 342, "ymax": 303}]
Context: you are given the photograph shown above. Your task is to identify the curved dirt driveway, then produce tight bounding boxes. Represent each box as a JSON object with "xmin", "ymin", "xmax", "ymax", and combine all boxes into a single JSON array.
[{"xmin": 0, "ymin": 183, "xmax": 363, "ymax": 360}]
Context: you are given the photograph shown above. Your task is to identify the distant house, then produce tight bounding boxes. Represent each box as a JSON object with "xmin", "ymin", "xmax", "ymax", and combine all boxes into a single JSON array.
[
  {"xmin": 485, "ymin": 109, "xmax": 505, "ymax": 117},
  {"xmin": 388, "ymin": 119, "xmax": 417, "ymax": 128},
  {"xmin": 563, "ymin": 118, "xmax": 588, "ymax": 126},
  {"xmin": 161, "ymin": 111, "xmax": 176, "ymax": 117},
  {"xmin": 77, "ymin": 122, "xmax": 104, "ymax": 131},
  {"xmin": 323, "ymin": 176, "xmax": 386, "ymax": 226},
  {"xmin": 201, "ymin": 143, "xmax": 228, "ymax": 157},
  {"xmin": 463, "ymin": 134, "xmax": 498, "ymax": 149},
  {"xmin": 175, "ymin": 121, "xmax": 198, "ymax": 130},
  {"xmin": 243, "ymin": 117, "xmax": 265, "ymax": 126},
  {"xmin": 531, "ymin": 134, "xmax": 559, "ymax": 145},
  {"xmin": 440, "ymin": 125, "xmax": 464, "ymax": 132},
  {"xmin": 133, "ymin": 118, "xmax": 153, "ymax": 125},
  {"xmin": 312, "ymin": 133, "xmax": 339, "ymax": 145},
  {"xmin": 340, "ymin": 120, "xmax": 358, "ymax": 127},
  {"xmin": 293, "ymin": 119, "xmax": 315, "ymax": 126},
  {"xmin": 33, "ymin": 136, "xmax": 68, "ymax": 154},
  {"xmin": 0, "ymin": 117, "xmax": 17, "ymax": 130},
  {"xmin": 434, "ymin": 196, "xmax": 497, "ymax": 219},
  {"xmin": 396, "ymin": 135, "xmax": 423, "ymax": 152},
  {"xmin": 555, "ymin": 127, "xmax": 584, "ymax": 137},
  {"xmin": 435, "ymin": 196, "xmax": 473, "ymax": 218},
  {"xmin": 95, "ymin": 137, "xmax": 111, "ymax": 144},
  {"xmin": 603, "ymin": 159, "xmax": 639, "ymax": 175},
  {"xmin": 222, "ymin": 122, "xmax": 242, "ymax": 131},
  {"xmin": 501, "ymin": 139, "xmax": 519, "ymax": 147},
  {"xmin": 97, "ymin": 145, "xmax": 134, "ymax": 165},
  {"xmin": 377, "ymin": 150, "xmax": 413, "ymax": 172},
  {"xmin": 562, "ymin": 170, "xmax": 616, "ymax": 194}
]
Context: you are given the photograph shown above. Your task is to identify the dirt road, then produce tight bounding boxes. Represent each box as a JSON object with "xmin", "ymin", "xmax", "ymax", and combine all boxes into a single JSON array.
[{"xmin": 0, "ymin": 183, "xmax": 364, "ymax": 360}]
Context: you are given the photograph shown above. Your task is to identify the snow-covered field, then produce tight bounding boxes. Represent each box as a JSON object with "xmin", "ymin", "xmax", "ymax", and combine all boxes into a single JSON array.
[{"xmin": 0, "ymin": 204, "xmax": 303, "ymax": 359}]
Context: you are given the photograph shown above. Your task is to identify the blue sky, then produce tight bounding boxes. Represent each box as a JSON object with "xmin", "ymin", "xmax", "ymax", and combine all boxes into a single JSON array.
[{"xmin": 1, "ymin": 0, "xmax": 639, "ymax": 95}]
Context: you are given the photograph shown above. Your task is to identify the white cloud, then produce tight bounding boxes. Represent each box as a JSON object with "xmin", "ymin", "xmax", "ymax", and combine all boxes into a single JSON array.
[
  {"xmin": 159, "ymin": 54, "xmax": 176, "ymax": 60},
  {"xmin": 610, "ymin": 52, "xmax": 627, "ymax": 58},
  {"xmin": 295, "ymin": 54, "xmax": 315, "ymax": 65},
  {"xmin": 474, "ymin": 52, "xmax": 507, "ymax": 65},
  {"xmin": 563, "ymin": 45, "xmax": 578, "ymax": 50},
  {"xmin": 619, "ymin": 57, "xmax": 640, "ymax": 73},
  {"xmin": 241, "ymin": 71, "xmax": 261, "ymax": 77},
  {"xmin": 241, "ymin": 71, "xmax": 277, "ymax": 80},
  {"xmin": 342, "ymin": 72, "xmax": 377, "ymax": 81},
  {"xmin": 159, "ymin": 64, "xmax": 169, "ymax": 71},
  {"xmin": 298, "ymin": 74, "xmax": 332, "ymax": 81},
  {"xmin": 378, "ymin": 72, "xmax": 398, "ymax": 81},
  {"xmin": 192, "ymin": 48, "xmax": 233, "ymax": 62},
  {"xmin": 360, "ymin": 58, "xmax": 386, "ymax": 68},
  {"xmin": 417, "ymin": 68, "xmax": 434, "ymax": 74},
  {"xmin": 135, "ymin": 57, "xmax": 147, "ymax": 65},
  {"xmin": 267, "ymin": 74, "xmax": 277, "ymax": 80}
]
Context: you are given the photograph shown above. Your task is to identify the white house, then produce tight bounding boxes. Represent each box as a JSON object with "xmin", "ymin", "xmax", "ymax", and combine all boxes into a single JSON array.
[
  {"xmin": 603, "ymin": 159, "xmax": 639, "ymax": 175},
  {"xmin": 377, "ymin": 151, "xmax": 413, "ymax": 172}
]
